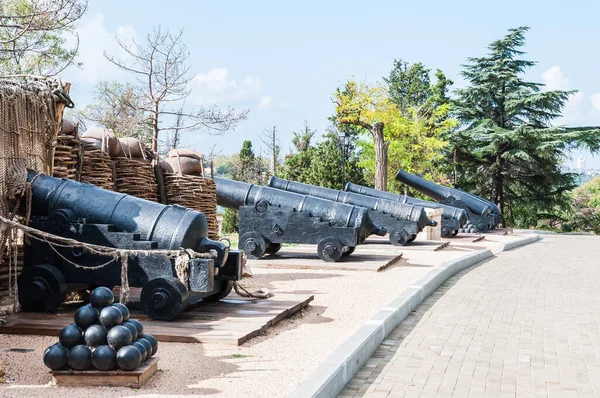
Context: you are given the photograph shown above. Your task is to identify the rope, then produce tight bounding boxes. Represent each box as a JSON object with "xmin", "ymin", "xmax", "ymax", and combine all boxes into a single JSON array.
[{"xmin": 233, "ymin": 282, "xmax": 272, "ymax": 299}]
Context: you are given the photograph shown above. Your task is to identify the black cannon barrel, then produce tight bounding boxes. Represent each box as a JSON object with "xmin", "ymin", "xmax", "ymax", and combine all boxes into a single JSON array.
[
  {"xmin": 344, "ymin": 182, "xmax": 468, "ymax": 225},
  {"xmin": 215, "ymin": 177, "xmax": 386, "ymax": 240},
  {"xmin": 453, "ymin": 188, "xmax": 502, "ymax": 216},
  {"xmin": 395, "ymin": 170, "xmax": 491, "ymax": 216},
  {"xmin": 268, "ymin": 176, "xmax": 436, "ymax": 231},
  {"xmin": 27, "ymin": 170, "xmax": 227, "ymax": 264}
]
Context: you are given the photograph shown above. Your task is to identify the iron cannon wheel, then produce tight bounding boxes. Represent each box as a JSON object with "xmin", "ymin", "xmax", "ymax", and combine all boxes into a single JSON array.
[
  {"xmin": 475, "ymin": 222, "xmax": 489, "ymax": 233},
  {"xmin": 18, "ymin": 264, "xmax": 68, "ymax": 312},
  {"xmin": 407, "ymin": 235, "xmax": 417, "ymax": 244},
  {"xmin": 441, "ymin": 225, "xmax": 454, "ymax": 238},
  {"xmin": 317, "ymin": 237, "xmax": 343, "ymax": 262},
  {"xmin": 389, "ymin": 229, "xmax": 409, "ymax": 246},
  {"xmin": 342, "ymin": 246, "xmax": 356, "ymax": 256},
  {"xmin": 265, "ymin": 242, "xmax": 282, "ymax": 255},
  {"xmin": 239, "ymin": 231, "xmax": 267, "ymax": 259},
  {"xmin": 203, "ymin": 280, "xmax": 234, "ymax": 302},
  {"xmin": 140, "ymin": 276, "xmax": 190, "ymax": 321}
]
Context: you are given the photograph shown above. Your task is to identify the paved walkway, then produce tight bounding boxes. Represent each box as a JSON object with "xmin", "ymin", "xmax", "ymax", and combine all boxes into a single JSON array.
[{"xmin": 339, "ymin": 235, "xmax": 600, "ymax": 397}]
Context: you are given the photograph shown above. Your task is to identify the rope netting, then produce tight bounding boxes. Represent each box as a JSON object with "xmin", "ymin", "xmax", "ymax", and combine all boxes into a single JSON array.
[{"xmin": 0, "ymin": 77, "xmax": 63, "ymax": 312}]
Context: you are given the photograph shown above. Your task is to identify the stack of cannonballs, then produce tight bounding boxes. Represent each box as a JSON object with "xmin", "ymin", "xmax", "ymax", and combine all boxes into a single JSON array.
[
  {"xmin": 160, "ymin": 149, "xmax": 219, "ymax": 238},
  {"xmin": 52, "ymin": 119, "xmax": 81, "ymax": 180},
  {"xmin": 43, "ymin": 287, "xmax": 158, "ymax": 372},
  {"xmin": 80, "ymin": 127, "xmax": 116, "ymax": 190},
  {"xmin": 458, "ymin": 222, "xmax": 478, "ymax": 234},
  {"xmin": 112, "ymin": 137, "xmax": 158, "ymax": 202}
]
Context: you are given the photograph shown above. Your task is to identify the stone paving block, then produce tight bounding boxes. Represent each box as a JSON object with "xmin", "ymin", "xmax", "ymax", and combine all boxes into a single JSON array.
[{"xmin": 338, "ymin": 236, "xmax": 600, "ymax": 397}]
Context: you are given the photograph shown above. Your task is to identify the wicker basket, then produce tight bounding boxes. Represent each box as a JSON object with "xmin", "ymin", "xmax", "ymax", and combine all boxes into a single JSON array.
[
  {"xmin": 113, "ymin": 158, "xmax": 158, "ymax": 202},
  {"xmin": 80, "ymin": 143, "xmax": 114, "ymax": 190},
  {"xmin": 163, "ymin": 173, "xmax": 218, "ymax": 239}
]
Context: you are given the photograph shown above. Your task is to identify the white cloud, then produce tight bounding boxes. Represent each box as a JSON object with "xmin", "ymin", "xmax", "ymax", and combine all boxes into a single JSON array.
[
  {"xmin": 541, "ymin": 67, "xmax": 600, "ymax": 126},
  {"xmin": 65, "ymin": 13, "xmax": 136, "ymax": 84},
  {"xmin": 190, "ymin": 68, "xmax": 290, "ymax": 111},
  {"xmin": 542, "ymin": 66, "xmax": 569, "ymax": 91}
]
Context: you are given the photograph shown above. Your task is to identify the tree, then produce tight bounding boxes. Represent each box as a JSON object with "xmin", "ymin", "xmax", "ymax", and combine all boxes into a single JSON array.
[
  {"xmin": 0, "ymin": 0, "xmax": 87, "ymax": 75},
  {"xmin": 279, "ymin": 122, "xmax": 365, "ymax": 189},
  {"xmin": 451, "ymin": 26, "xmax": 600, "ymax": 225},
  {"xmin": 78, "ymin": 80, "xmax": 152, "ymax": 142},
  {"xmin": 260, "ymin": 125, "xmax": 280, "ymax": 175},
  {"xmin": 333, "ymin": 81, "xmax": 397, "ymax": 190},
  {"xmin": 384, "ymin": 59, "xmax": 431, "ymax": 113},
  {"xmin": 104, "ymin": 26, "xmax": 248, "ymax": 153},
  {"xmin": 572, "ymin": 177, "xmax": 600, "ymax": 234}
]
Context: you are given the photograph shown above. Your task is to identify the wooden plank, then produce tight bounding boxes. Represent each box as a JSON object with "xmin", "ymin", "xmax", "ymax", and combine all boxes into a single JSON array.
[
  {"xmin": 0, "ymin": 294, "xmax": 314, "ymax": 345},
  {"xmin": 51, "ymin": 357, "xmax": 158, "ymax": 388}
]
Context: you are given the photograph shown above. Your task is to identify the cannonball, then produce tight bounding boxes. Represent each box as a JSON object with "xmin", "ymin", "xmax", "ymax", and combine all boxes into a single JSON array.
[
  {"xmin": 141, "ymin": 333, "xmax": 158, "ymax": 356},
  {"xmin": 68, "ymin": 344, "xmax": 92, "ymax": 371},
  {"xmin": 116, "ymin": 345, "xmax": 142, "ymax": 371},
  {"xmin": 99, "ymin": 306, "xmax": 123, "ymax": 329},
  {"xmin": 43, "ymin": 343, "xmax": 68, "ymax": 370},
  {"xmin": 74, "ymin": 304, "xmax": 98, "ymax": 330},
  {"xmin": 132, "ymin": 341, "xmax": 148, "ymax": 362},
  {"xmin": 90, "ymin": 286, "xmax": 114, "ymax": 308},
  {"xmin": 122, "ymin": 320, "xmax": 138, "ymax": 341},
  {"xmin": 469, "ymin": 228, "xmax": 476, "ymax": 233},
  {"xmin": 137, "ymin": 338, "xmax": 152, "ymax": 361},
  {"xmin": 112, "ymin": 302, "xmax": 130, "ymax": 322},
  {"xmin": 59, "ymin": 324, "xmax": 83, "ymax": 348},
  {"xmin": 107, "ymin": 325, "xmax": 132, "ymax": 350},
  {"xmin": 458, "ymin": 228, "xmax": 465, "ymax": 233},
  {"xmin": 84, "ymin": 324, "xmax": 108, "ymax": 348},
  {"xmin": 128, "ymin": 318, "xmax": 144, "ymax": 336},
  {"xmin": 91, "ymin": 345, "xmax": 117, "ymax": 371}
]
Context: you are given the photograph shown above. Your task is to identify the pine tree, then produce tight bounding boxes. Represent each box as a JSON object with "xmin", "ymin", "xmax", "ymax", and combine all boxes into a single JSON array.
[{"xmin": 451, "ymin": 26, "xmax": 600, "ymax": 226}]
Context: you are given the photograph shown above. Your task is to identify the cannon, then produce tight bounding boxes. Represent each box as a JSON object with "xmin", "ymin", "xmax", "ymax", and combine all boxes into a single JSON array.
[
  {"xmin": 215, "ymin": 177, "xmax": 386, "ymax": 262},
  {"xmin": 344, "ymin": 182, "xmax": 468, "ymax": 238},
  {"xmin": 268, "ymin": 177, "xmax": 436, "ymax": 245},
  {"xmin": 395, "ymin": 169, "xmax": 498, "ymax": 232},
  {"xmin": 19, "ymin": 171, "xmax": 242, "ymax": 321},
  {"xmin": 451, "ymin": 188, "xmax": 504, "ymax": 229}
]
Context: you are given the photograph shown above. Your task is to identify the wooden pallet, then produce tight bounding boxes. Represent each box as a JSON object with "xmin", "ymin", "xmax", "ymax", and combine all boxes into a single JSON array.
[
  {"xmin": 51, "ymin": 357, "xmax": 158, "ymax": 388},
  {"xmin": 0, "ymin": 293, "xmax": 313, "ymax": 345}
]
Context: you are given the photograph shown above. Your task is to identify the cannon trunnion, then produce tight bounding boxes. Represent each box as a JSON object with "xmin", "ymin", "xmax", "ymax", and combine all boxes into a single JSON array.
[
  {"xmin": 215, "ymin": 177, "xmax": 386, "ymax": 262},
  {"xmin": 20, "ymin": 171, "xmax": 242, "ymax": 321},
  {"xmin": 394, "ymin": 170, "xmax": 499, "ymax": 233},
  {"xmin": 268, "ymin": 177, "xmax": 437, "ymax": 245},
  {"xmin": 344, "ymin": 182, "xmax": 468, "ymax": 238}
]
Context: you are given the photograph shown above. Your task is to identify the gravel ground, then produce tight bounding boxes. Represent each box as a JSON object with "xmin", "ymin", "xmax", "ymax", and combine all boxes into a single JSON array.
[{"xmin": 0, "ymin": 232, "xmax": 520, "ymax": 398}]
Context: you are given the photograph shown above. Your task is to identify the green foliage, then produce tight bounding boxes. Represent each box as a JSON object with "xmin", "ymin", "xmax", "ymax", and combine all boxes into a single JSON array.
[
  {"xmin": 279, "ymin": 122, "xmax": 366, "ymax": 189},
  {"xmin": 230, "ymin": 140, "xmax": 266, "ymax": 184},
  {"xmin": 0, "ymin": 0, "xmax": 87, "ymax": 75},
  {"xmin": 571, "ymin": 177, "xmax": 600, "ymax": 234},
  {"xmin": 221, "ymin": 208, "xmax": 238, "ymax": 234},
  {"xmin": 450, "ymin": 26, "xmax": 600, "ymax": 227}
]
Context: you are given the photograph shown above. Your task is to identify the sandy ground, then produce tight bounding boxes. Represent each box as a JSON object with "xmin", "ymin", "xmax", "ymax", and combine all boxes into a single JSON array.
[{"xmin": 0, "ymin": 231, "xmax": 523, "ymax": 398}]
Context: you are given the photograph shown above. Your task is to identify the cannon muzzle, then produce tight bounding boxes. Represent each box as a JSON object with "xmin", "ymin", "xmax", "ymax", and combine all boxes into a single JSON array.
[{"xmin": 395, "ymin": 170, "xmax": 491, "ymax": 216}]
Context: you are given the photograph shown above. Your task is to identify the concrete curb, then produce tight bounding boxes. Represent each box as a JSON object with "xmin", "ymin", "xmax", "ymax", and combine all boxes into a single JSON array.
[
  {"xmin": 512, "ymin": 229, "xmax": 558, "ymax": 235},
  {"xmin": 288, "ymin": 234, "xmax": 540, "ymax": 398}
]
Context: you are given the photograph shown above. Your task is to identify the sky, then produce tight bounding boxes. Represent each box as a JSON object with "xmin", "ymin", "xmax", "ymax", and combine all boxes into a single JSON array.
[{"xmin": 65, "ymin": 0, "xmax": 600, "ymax": 168}]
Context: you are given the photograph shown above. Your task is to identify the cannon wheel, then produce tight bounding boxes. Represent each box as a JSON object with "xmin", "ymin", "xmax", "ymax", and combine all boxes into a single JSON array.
[
  {"xmin": 342, "ymin": 246, "xmax": 356, "ymax": 256},
  {"xmin": 141, "ymin": 276, "xmax": 190, "ymax": 321},
  {"xmin": 317, "ymin": 237, "xmax": 344, "ymax": 262},
  {"xmin": 389, "ymin": 229, "xmax": 409, "ymax": 246},
  {"xmin": 407, "ymin": 235, "xmax": 416, "ymax": 244},
  {"xmin": 203, "ymin": 280, "xmax": 234, "ymax": 302},
  {"xmin": 265, "ymin": 242, "xmax": 282, "ymax": 255},
  {"xmin": 475, "ymin": 222, "xmax": 488, "ymax": 233},
  {"xmin": 239, "ymin": 232, "xmax": 267, "ymax": 259},
  {"xmin": 441, "ymin": 226, "xmax": 454, "ymax": 238},
  {"xmin": 18, "ymin": 264, "xmax": 68, "ymax": 312}
]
